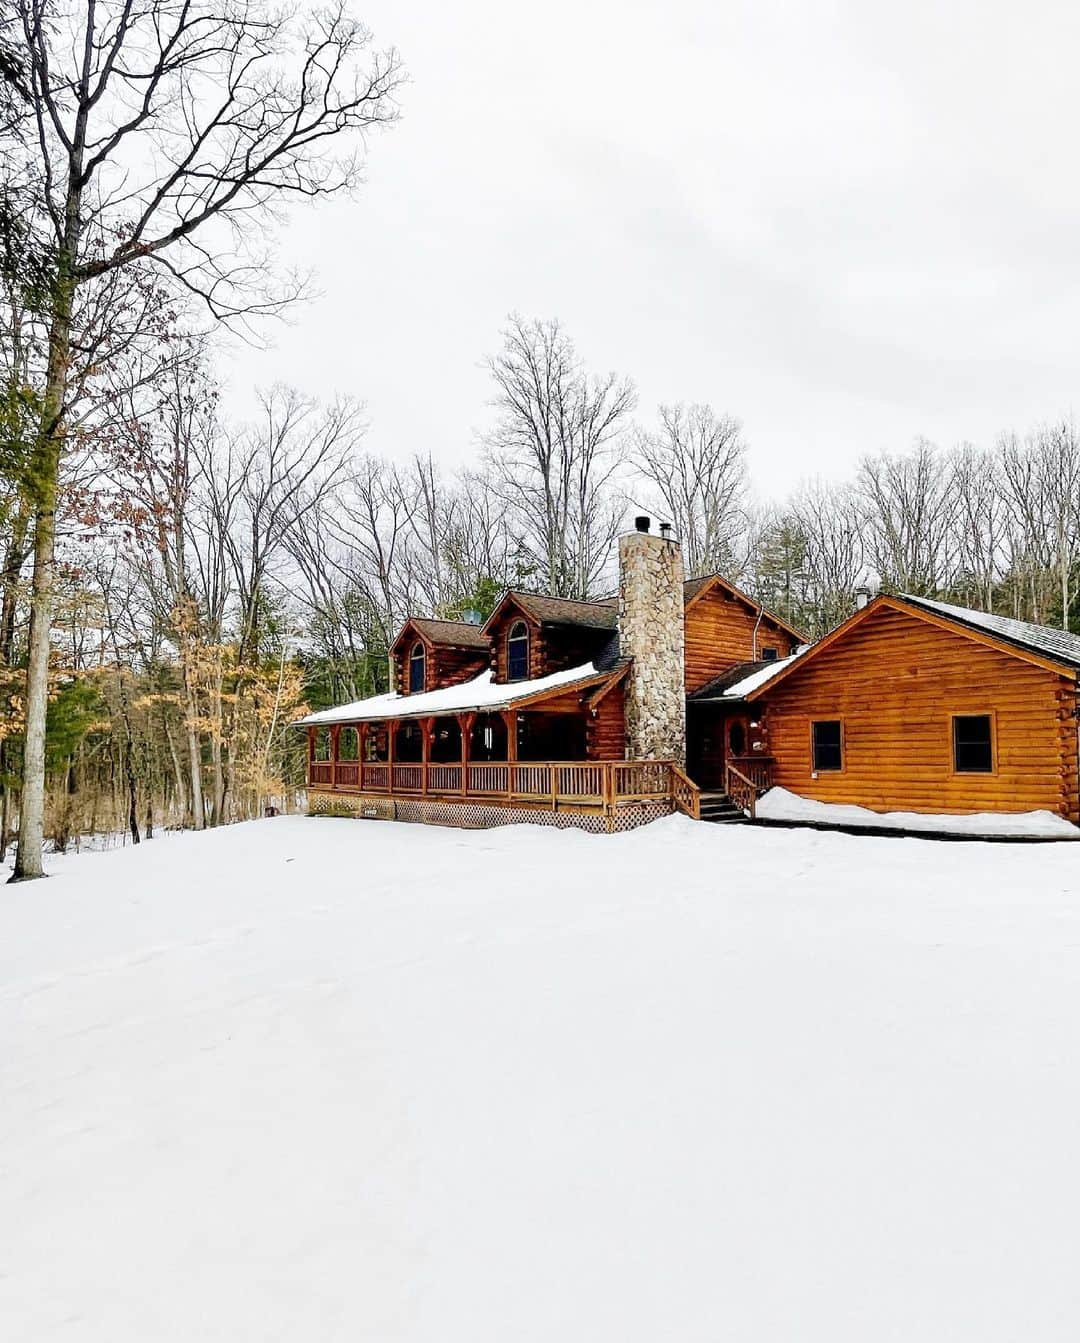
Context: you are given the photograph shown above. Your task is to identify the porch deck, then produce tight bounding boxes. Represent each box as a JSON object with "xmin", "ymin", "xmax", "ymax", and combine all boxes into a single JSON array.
[{"xmin": 307, "ymin": 758, "xmax": 701, "ymax": 831}]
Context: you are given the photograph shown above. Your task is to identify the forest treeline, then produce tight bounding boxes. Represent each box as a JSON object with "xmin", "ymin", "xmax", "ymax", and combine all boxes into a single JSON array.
[
  {"xmin": 3, "ymin": 3, "xmax": 1078, "ymax": 856},
  {"xmin": 3, "ymin": 301, "xmax": 1079, "ymax": 851}
]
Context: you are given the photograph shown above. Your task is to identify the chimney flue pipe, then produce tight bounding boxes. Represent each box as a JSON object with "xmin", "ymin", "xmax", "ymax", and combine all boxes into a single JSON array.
[{"xmin": 634, "ymin": 515, "xmax": 650, "ymax": 533}]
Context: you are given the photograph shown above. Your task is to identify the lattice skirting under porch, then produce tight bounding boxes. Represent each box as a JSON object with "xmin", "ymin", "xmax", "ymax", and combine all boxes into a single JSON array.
[{"xmin": 307, "ymin": 790, "xmax": 672, "ymax": 833}]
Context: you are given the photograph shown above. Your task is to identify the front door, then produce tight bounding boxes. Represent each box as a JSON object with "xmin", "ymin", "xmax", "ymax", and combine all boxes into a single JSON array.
[{"xmin": 687, "ymin": 706, "xmax": 727, "ymax": 790}]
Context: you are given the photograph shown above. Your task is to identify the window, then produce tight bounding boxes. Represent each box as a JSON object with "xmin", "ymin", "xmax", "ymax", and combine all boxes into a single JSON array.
[
  {"xmin": 953, "ymin": 714, "xmax": 993, "ymax": 773},
  {"xmin": 409, "ymin": 641, "xmax": 425, "ymax": 693},
  {"xmin": 761, "ymin": 646, "xmax": 778, "ymax": 661},
  {"xmin": 812, "ymin": 720, "xmax": 843, "ymax": 771},
  {"xmin": 507, "ymin": 620, "xmax": 529, "ymax": 681}
]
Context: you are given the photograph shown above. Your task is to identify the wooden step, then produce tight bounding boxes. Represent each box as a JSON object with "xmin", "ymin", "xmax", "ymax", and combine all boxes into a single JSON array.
[{"xmin": 697, "ymin": 791, "xmax": 750, "ymax": 824}]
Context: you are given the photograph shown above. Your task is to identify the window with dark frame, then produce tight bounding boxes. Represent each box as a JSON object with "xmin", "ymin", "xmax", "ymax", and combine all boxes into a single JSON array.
[
  {"xmin": 409, "ymin": 641, "xmax": 425, "ymax": 693},
  {"xmin": 812, "ymin": 719, "xmax": 843, "ymax": 771},
  {"xmin": 507, "ymin": 620, "xmax": 529, "ymax": 681},
  {"xmin": 953, "ymin": 714, "xmax": 993, "ymax": 773},
  {"xmin": 761, "ymin": 646, "xmax": 778, "ymax": 661}
]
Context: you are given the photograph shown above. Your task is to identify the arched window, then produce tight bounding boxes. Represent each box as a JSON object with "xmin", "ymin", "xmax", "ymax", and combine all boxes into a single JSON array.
[
  {"xmin": 507, "ymin": 620, "xmax": 529, "ymax": 681},
  {"xmin": 409, "ymin": 640, "xmax": 426, "ymax": 693}
]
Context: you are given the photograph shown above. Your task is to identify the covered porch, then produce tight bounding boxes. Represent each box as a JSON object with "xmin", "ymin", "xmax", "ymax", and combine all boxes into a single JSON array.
[{"xmin": 302, "ymin": 664, "xmax": 699, "ymax": 829}]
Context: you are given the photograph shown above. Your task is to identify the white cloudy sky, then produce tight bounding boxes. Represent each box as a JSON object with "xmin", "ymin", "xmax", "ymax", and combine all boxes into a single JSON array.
[{"xmin": 220, "ymin": 0, "xmax": 1080, "ymax": 496}]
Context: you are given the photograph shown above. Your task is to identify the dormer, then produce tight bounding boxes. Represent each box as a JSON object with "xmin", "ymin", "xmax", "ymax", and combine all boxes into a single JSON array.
[
  {"xmin": 388, "ymin": 617, "xmax": 489, "ymax": 695},
  {"xmin": 482, "ymin": 591, "xmax": 618, "ymax": 684}
]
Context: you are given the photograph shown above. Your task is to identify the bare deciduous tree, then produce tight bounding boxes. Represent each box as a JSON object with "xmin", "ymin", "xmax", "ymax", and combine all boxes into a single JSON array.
[
  {"xmin": 485, "ymin": 315, "xmax": 635, "ymax": 598},
  {"xmin": 4, "ymin": 0, "xmax": 401, "ymax": 875},
  {"xmin": 631, "ymin": 403, "xmax": 749, "ymax": 578}
]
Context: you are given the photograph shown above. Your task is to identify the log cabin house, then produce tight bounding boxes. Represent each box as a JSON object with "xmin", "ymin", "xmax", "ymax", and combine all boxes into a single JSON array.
[
  {"xmin": 300, "ymin": 525, "xmax": 1080, "ymax": 836},
  {"xmin": 300, "ymin": 519, "xmax": 802, "ymax": 831}
]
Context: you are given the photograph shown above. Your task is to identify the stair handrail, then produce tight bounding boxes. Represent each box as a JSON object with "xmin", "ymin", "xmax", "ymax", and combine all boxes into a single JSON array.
[
  {"xmin": 725, "ymin": 761, "xmax": 769, "ymax": 819},
  {"xmin": 669, "ymin": 764, "xmax": 701, "ymax": 820}
]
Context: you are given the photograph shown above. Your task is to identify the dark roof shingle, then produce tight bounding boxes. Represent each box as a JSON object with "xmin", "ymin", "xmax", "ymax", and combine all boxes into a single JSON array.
[
  {"xmin": 501, "ymin": 591, "xmax": 619, "ymax": 630},
  {"xmin": 688, "ymin": 660, "xmax": 772, "ymax": 700},
  {"xmin": 400, "ymin": 617, "xmax": 488, "ymax": 649},
  {"xmin": 902, "ymin": 594, "xmax": 1080, "ymax": 669}
]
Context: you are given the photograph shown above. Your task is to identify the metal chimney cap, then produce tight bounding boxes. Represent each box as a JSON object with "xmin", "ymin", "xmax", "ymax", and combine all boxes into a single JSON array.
[
  {"xmin": 634, "ymin": 515, "xmax": 650, "ymax": 533},
  {"xmin": 659, "ymin": 521, "xmax": 673, "ymax": 538}
]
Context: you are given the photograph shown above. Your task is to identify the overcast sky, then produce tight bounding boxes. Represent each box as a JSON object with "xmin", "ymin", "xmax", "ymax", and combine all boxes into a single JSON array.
[{"xmin": 220, "ymin": 0, "xmax": 1080, "ymax": 497}]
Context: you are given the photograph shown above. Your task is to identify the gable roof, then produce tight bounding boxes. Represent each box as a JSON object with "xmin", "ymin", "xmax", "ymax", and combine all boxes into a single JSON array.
[
  {"xmin": 743, "ymin": 592, "xmax": 1080, "ymax": 701},
  {"xmin": 682, "ymin": 573, "xmax": 810, "ymax": 644},
  {"xmin": 390, "ymin": 616, "xmax": 488, "ymax": 653},
  {"xmin": 902, "ymin": 594, "xmax": 1080, "ymax": 670},
  {"xmin": 482, "ymin": 590, "xmax": 618, "ymax": 634}
]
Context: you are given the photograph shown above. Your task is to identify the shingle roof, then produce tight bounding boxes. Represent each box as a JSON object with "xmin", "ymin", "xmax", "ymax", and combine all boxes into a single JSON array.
[
  {"xmin": 682, "ymin": 575, "xmax": 713, "ymax": 603},
  {"xmin": 688, "ymin": 652, "xmax": 806, "ymax": 702},
  {"xmin": 688, "ymin": 660, "xmax": 770, "ymax": 700},
  {"xmin": 901, "ymin": 594, "xmax": 1080, "ymax": 670},
  {"xmin": 499, "ymin": 591, "xmax": 619, "ymax": 630},
  {"xmin": 409, "ymin": 617, "xmax": 488, "ymax": 649}
]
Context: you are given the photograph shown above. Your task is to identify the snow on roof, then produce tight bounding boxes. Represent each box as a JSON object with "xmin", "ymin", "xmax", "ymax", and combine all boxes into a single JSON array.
[
  {"xmin": 692, "ymin": 647, "xmax": 810, "ymax": 701},
  {"xmin": 297, "ymin": 663, "xmax": 605, "ymax": 727},
  {"xmin": 902, "ymin": 594, "xmax": 1080, "ymax": 669}
]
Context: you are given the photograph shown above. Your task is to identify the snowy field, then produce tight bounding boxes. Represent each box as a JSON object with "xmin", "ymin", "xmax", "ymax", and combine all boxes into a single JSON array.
[{"xmin": 4, "ymin": 815, "xmax": 1080, "ymax": 1341}]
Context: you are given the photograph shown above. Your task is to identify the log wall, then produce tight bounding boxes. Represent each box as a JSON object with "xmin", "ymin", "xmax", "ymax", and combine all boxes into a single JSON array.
[
  {"xmin": 487, "ymin": 603, "xmax": 611, "ymax": 683},
  {"xmin": 586, "ymin": 682, "xmax": 627, "ymax": 760},
  {"xmin": 759, "ymin": 604, "xmax": 1080, "ymax": 820},
  {"xmin": 392, "ymin": 641, "xmax": 487, "ymax": 695},
  {"xmin": 684, "ymin": 588, "xmax": 800, "ymax": 692}
]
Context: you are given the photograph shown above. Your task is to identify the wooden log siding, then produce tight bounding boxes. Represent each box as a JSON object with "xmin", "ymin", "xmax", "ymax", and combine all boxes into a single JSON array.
[
  {"xmin": 487, "ymin": 606, "xmax": 544, "ymax": 683},
  {"xmin": 684, "ymin": 587, "xmax": 799, "ymax": 692},
  {"xmin": 486, "ymin": 604, "xmax": 612, "ymax": 684},
  {"xmin": 392, "ymin": 640, "xmax": 488, "ymax": 695},
  {"xmin": 586, "ymin": 680, "xmax": 626, "ymax": 760},
  {"xmin": 758, "ymin": 604, "xmax": 1080, "ymax": 820}
]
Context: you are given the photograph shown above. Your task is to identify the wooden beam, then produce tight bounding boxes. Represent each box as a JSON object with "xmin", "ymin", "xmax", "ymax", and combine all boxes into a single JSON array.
[
  {"xmin": 420, "ymin": 717, "xmax": 434, "ymax": 795},
  {"xmin": 458, "ymin": 712, "xmax": 475, "ymax": 797}
]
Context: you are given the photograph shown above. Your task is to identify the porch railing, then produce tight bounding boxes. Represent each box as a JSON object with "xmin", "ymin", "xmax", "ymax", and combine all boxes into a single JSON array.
[
  {"xmin": 725, "ymin": 756, "xmax": 774, "ymax": 818},
  {"xmin": 308, "ymin": 757, "xmax": 701, "ymax": 817}
]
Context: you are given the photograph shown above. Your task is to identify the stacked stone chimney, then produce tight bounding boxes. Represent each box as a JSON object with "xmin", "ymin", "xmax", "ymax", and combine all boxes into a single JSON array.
[{"xmin": 618, "ymin": 517, "xmax": 686, "ymax": 764}]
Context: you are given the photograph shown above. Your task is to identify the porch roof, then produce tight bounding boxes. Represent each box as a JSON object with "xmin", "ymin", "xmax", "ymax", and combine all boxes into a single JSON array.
[
  {"xmin": 689, "ymin": 648, "xmax": 807, "ymax": 703},
  {"xmin": 297, "ymin": 662, "xmax": 618, "ymax": 727}
]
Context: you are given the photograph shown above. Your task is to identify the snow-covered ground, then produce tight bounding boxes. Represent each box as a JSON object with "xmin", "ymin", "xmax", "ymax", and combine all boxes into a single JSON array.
[
  {"xmin": 757, "ymin": 784, "xmax": 1080, "ymax": 838},
  {"xmin": 4, "ymin": 815, "xmax": 1080, "ymax": 1340}
]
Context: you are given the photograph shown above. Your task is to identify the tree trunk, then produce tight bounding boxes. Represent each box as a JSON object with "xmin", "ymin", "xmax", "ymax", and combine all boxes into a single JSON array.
[
  {"xmin": 13, "ymin": 302, "xmax": 70, "ymax": 880},
  {"xmin": 182, "ymin": 659, "xmax": 205, "ymax": 829}
]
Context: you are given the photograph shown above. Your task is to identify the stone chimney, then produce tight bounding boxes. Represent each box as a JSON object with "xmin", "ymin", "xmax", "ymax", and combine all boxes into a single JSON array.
[{"xmin": 618, "ymin": 517, "xmax": 686, "ymax": 764}]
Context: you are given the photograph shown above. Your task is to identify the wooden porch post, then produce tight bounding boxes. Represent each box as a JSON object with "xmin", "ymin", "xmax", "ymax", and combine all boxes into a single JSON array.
[
  {"xmin": 502, "ymin": 710, "xmax": 517, "ymax": 801},
  {"xmin": 459, "ymin": 713, "xmax": 474, "ymax": 797},
  {"xmin": 420, "ymin": 717, "xmax": 433, "ymax": 795},
  {"xmin": 358, "ymin": 722, "xmax": 369, "ymax": 791},
  {"xmin": 330, "ymin": 725, "xmax": 340, "ymax": 792},
  {"xmin": 387, "ymin": 719, "xmax": 395, "ymax": 795}
]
